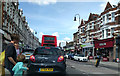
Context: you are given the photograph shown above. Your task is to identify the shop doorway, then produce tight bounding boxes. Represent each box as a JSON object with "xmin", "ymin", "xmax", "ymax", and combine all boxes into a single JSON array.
[{"xmin": 85, "ymin": 51, "xmax": 88, "ymax": 56}]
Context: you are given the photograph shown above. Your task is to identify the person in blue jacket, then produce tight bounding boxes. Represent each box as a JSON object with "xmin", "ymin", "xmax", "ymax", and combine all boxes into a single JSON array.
[{"xmin": 12, "ymin": 54, "xmax": 29, "ymax": 76}]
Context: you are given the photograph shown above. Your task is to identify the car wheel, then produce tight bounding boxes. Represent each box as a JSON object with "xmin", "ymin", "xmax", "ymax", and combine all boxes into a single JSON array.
[{"xmin": 61, "ymin": 71, "xmax": 66, "ymax": 76}]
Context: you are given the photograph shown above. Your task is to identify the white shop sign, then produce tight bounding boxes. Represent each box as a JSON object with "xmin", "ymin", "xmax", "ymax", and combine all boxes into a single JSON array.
[{"xmin": 99, "ymin": 43, "xmax": 106, "ymax": 46}]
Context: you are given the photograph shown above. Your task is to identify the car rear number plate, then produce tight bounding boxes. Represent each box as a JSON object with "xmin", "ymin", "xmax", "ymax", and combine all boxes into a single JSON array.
[
  {"xmin": 26, "ymin": 57, "xmax": 29, "ymax": 59},
  {"xmin": 39, "ymin": 68, "xmax": 53, "ymax": 72}
]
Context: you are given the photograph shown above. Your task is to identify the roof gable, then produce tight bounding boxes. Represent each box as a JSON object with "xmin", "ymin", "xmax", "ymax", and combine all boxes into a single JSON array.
[
  {"xmin": 88, "ymin": 13, "xmax": 93, "ymax": 21},
  {"xmin": 88, "ymin": 13, "xmax": 99, "ymax": 21},
  {"xmin": 81, "ymin": 19, "xmax": 84, "ymax": 25},
  {"xmin": 104, "ymin": 2, "xmax": 112, "ymax": 11}
]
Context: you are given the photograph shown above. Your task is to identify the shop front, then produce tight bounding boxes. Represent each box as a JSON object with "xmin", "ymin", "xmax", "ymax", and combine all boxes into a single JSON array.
[
  {"xmin": 81, "ymin": 43, "xmax": 94, "ymax": 59},
  {"xmin": 94, "ymin": 38, "xmax": 114, "ymax": 62}
]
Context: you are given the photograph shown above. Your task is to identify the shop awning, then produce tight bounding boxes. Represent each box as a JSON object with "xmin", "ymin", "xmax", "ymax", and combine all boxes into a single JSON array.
[{"xmin": 94, "ymin": 37, "xmax": 114, "ymax": 48}]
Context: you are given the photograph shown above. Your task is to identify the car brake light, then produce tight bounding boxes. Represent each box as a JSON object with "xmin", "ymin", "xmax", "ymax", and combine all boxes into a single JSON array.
[
  {"xmin": 30, "ymin": 55, "xmax": 35, "ymax": 62},
  {"xmin": 57, "ymin": 56, "xmax": 64, "ymax": 62}
]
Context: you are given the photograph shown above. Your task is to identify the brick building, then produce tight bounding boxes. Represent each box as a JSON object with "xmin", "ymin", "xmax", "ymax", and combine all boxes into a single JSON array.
[{"xmin": 76, "ymin": 2, "xmax": 120, "ymax": 61}]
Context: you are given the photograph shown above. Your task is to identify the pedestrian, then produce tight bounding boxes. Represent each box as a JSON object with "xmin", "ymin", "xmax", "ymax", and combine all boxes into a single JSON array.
[
  {"xmin": 15, "ymin": 43, "xmax": 20, "ymax": 56},
  {"xmin": 87, "ymin": 51, "xmax": 91, "ymax": 61},
  {"xmin": 95, "ymin": 52, "xmax": 102, "ymax": 67},
  {"xmin": 87, "ymin": 55, "xmax": 90, "ymax": 61},
  {"xmin": 4, "ymin": 33, "xmax": 20, "ymax": 76},
  {"xmin": 12, "ymin": 54, "xmax": 29, "ymax": 76}
]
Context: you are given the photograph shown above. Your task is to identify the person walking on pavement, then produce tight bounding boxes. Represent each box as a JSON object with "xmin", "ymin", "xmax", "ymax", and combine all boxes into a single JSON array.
[
  {"xmin": 4, "ymin": 33, "xmax": 20, "ymax": 76},
  {"xmin": 95, "ymin": 51, "xmax": 102, "ymax": 67}
]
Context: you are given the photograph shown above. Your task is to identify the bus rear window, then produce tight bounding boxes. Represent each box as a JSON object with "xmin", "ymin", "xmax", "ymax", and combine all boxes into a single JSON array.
[{"xmin": 44, "ymin": 37, "xmax": 55, "ymax": 40}]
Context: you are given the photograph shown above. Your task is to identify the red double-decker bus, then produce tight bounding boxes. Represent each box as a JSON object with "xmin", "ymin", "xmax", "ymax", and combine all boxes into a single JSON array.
[{"xmin": 41, "ymin": 35, "xmax": 57, "ymax": 47}]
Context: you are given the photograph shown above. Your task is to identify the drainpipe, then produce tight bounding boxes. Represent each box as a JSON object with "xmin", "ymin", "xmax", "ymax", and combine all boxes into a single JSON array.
[{"xmin": 0, "ymin": 2, "xmax": 2, "ymax": 53}]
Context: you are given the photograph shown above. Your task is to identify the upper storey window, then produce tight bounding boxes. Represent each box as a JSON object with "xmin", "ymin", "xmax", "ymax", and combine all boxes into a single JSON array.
[
  {"xmin": 111, "ymin": 12, "xmax": 115, "ymax": 22},
  {"xmin": 103, "ymin": 16, "xmax": 105, "ymax": 24},
  {"xmin": 106, "ymin": 14, "xmax": 109, "ymax": 23}
]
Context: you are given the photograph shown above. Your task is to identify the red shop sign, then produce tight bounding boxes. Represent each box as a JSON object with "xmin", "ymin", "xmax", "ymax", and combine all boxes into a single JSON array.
[{"xmin": 94, "ymin": 38, "xmax": 114, "ymax": 48}]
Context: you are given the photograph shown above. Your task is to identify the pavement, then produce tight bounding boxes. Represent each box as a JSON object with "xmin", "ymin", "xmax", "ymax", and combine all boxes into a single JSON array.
[
  {"xmin": 89, "ymin": 59, "xmax": 119, "ymax": 70},
  {"xmin": 0, "ymin": 65, "xmax": 10, "ymax": 75},
  {"xmin": 67, "ymin": 59, "xmax": 119, "ymax": 75}
]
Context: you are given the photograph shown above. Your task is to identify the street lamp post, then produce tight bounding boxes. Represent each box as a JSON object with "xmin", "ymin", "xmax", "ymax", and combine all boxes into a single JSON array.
[
  {"xmin": 74, "ymin": 14, "xmax": 80, "ymax": 25},
  {"xmin": 74, "ymin": 14, "xmax": 80, "ymax": 54},
  {"xmin": 74, "ymin": 14, "xmax": 81, "ymax": 44}
]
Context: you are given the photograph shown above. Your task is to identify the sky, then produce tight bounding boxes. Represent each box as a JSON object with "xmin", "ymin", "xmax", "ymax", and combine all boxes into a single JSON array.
[{"xmin": 18, "ymin": 0, "xmax": 119, "ymax": 46}]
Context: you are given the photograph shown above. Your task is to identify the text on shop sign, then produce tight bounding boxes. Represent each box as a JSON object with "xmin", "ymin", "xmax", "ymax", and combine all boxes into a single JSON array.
[{"xmin": 99, "ymin": 43, "xmax": 106, "ymax": 46}]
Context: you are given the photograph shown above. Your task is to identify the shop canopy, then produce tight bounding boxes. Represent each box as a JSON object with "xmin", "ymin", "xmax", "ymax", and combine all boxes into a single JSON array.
[{"xmin": 94, "ymin": 37, "xmax": 114, "ymax": 48}]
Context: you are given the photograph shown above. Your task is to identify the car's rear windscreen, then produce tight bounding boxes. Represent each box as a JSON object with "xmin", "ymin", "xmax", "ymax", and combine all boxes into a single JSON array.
[
  {"xmin": 22, "ymin": 49, "xmax": 34, "ymax": 53},
  {"xmin": 34, "ymin": 48, "xmax": 63, "ymax": 55}
]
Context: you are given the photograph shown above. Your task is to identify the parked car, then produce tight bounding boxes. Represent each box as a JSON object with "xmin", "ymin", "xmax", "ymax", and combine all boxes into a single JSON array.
[
  {"xmin": 68, "ymin": 53, "xmax": 75, "ymax": 60},
  {"xmin": 74, "ymin": 54, "xmax": 88, "ymax": 62},
  {"xmin": 65, "ymin": 54, "xmax": 69, "ymax": 59},
  {"xmin": 27, "ymin": 46, "xmax": 66, "ymax": 75},
  {"xmin": 21, "ymin": 49, "xmax": 34, "ymax": 61}
]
